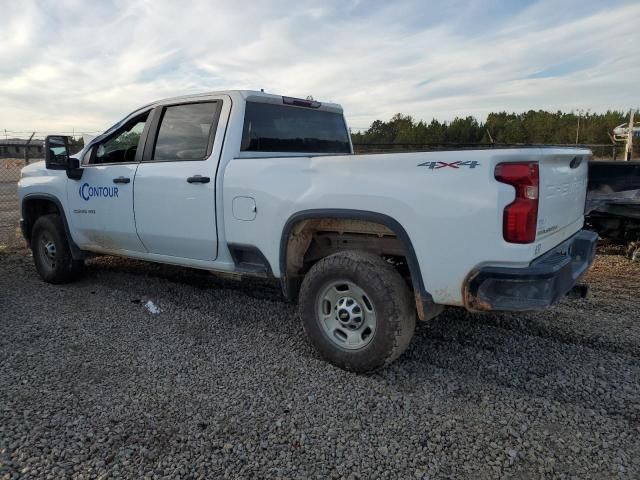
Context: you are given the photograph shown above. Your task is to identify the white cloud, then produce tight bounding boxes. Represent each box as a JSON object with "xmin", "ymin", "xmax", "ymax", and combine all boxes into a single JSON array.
[{"xmin": 0, "ymin": 0, "xmax": 637, "ymax": 134}]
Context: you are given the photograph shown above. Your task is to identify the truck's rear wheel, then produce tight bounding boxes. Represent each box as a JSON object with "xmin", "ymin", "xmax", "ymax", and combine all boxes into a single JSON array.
[
  {"xmin": 31, "ymin": 214, "xmax": 84, "ymax": 284},
  {"xmin": 298, "ymin": 251, "xmax": 416, "ymax": 372}
]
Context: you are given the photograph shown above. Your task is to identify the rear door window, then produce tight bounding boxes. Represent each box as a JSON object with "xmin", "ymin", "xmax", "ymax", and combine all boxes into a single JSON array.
[
  {"xmin": 152, "ymin": 102, "xmax": 219, "ymax": 161},
  {"xmin": 241, "ymin": 102, "xmax": 351, "ymax": 154}
]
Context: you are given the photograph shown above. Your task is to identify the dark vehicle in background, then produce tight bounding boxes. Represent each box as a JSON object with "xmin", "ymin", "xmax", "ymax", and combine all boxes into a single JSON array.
[{"xmin": 587, "ymin": 160, "xmax": 640, "ymax": 257}]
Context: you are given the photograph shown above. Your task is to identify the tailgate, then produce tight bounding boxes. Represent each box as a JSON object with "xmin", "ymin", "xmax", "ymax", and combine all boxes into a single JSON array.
[{"xmin": 537, "ymin": 150, "xmax": 590, "ymax": 241}]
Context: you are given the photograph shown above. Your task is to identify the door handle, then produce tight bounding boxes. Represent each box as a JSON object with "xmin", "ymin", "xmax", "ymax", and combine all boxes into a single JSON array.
[
  {"xmin": 187, "ymin": 175, "xmax": 211, "ymax": 184},
  {"xmin": 113, "ymin": 177, "xmax": 131, "ymax": 184}
]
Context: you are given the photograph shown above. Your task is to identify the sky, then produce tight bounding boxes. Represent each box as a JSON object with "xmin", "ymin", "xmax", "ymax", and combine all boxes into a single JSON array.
[{"xmin": 0, "ymin": 0, "xmax": 638, "ymax": 136}]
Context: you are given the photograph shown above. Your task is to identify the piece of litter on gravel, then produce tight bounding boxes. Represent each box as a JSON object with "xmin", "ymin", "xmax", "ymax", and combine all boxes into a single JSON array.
[{"xmin": 144, "ymin": 300, "xmax": 161, "ymax": 315}]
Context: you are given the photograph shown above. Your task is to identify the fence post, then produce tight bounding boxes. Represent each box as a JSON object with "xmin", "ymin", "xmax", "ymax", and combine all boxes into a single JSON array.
[{"xmin": 23, "ymin": 132, "xmax": 35, "ymax": 165}]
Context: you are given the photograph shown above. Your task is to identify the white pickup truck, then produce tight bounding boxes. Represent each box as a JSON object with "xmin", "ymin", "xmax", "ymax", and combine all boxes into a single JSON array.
[{"xmin": 18, "ymin": 90, "xmax": 597, "ymax": 372}]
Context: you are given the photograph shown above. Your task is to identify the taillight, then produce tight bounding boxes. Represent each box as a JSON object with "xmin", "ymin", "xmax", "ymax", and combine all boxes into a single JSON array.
[{"xmin": 495, "ymin": 162, "xmax": 539, "ymax": 243}]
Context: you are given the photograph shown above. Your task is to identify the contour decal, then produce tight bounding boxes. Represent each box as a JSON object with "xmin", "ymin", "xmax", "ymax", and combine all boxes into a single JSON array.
[
  {"xmin": 79, "ymin": 183, "xmax": 119, "ymax": 201},
  {"xmin": 418, "ymin": 160, "xmax": 479, "ymax": 169}
]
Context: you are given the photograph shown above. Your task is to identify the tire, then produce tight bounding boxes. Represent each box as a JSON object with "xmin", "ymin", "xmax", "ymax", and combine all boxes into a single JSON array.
[
  {"xmin": 30, "ymin": 214, "xmax": 84, "ymax": 284},
  {"xmin": 298, "ymin": 250, "xmax": 416, "ymax": 373}
]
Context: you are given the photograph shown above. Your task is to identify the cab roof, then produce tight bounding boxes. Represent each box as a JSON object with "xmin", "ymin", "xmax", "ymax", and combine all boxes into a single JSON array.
[
  {"xmin": 144, "ymin": 90, "xmax": 343, "ymax": 113},
  {"xmin": 98, "ymin": 90, "xmax": 344, "ymax": 147}
]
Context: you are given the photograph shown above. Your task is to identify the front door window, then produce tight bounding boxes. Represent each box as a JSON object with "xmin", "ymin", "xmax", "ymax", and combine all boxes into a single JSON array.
[{"xmin": 91, "ymin": 112, "xmax": 149, "ymax": 165}]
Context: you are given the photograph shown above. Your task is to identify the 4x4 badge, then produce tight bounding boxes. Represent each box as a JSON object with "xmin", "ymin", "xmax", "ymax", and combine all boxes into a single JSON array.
[{"xmin": 418, "ymin": 161, "xmax": 479, "ymax": 169}]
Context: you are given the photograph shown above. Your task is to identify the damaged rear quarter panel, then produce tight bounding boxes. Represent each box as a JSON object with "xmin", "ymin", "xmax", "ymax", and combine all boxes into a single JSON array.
[{"xmin": 222, "ymin": 149, "xmax": 582, "ymax": 306}]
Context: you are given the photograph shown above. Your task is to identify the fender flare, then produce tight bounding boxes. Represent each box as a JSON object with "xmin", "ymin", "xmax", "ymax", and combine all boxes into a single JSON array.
[
  {"xmin": 279, "ymin": 209, "xmax": 435, "ymax": 311},
  {"xmin": 21, "ymin": 193, "xmax": 84, "ymax": 259}
]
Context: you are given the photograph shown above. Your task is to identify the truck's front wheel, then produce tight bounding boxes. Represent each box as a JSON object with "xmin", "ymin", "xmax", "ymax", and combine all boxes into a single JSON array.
[
  {"xmin": 31, "ymin": 214, "xmax": 84, "ymax": 284},
  {"xmin": 298, "ymin": 251, "xmax": 416, "ymax": 373}
]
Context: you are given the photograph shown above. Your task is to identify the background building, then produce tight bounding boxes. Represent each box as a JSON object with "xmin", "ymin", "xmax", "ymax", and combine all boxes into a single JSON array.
[{"xmin": 0, "ymin": 139, "xmax": 44, "ymax": 160}]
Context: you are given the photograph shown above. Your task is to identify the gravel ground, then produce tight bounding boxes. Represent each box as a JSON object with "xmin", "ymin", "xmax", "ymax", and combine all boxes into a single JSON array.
[{"xmin": 0, "ymin": 249, "xmax": 638, "ymax": 479}]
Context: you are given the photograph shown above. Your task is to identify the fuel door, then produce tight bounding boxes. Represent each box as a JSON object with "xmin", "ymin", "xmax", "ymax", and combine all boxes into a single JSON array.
[{"xmin": 232, "ymin": 196, "xmax": 257, "ymax": 221}]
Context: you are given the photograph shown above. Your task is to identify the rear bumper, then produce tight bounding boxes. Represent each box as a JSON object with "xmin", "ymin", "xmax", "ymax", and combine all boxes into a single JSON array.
[{"xmin": 465, "ymin": 229, "xmax": 598, "ymax": 311}]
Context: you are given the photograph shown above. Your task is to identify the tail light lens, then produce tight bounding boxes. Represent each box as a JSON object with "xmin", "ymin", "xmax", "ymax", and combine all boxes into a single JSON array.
[{"xmin": 495, "ymin": 162, "xmax": 539, "ymax": 243}]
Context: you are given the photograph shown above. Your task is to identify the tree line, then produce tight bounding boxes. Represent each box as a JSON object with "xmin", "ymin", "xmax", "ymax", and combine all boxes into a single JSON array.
[{"xmin": 351, "ymin": 110, "xmax": 631, "ymax": 146}]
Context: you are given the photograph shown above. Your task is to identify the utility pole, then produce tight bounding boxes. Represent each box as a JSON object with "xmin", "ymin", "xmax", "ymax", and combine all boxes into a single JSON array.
[
  {"xmin": 486, "ymin": 129, "xmax": 495, "ymax": 145},
  {"xmin": 575, "ymin": 109, "xmax": 584, "ymax": 145},
  {"xmin": 625, "ymin": 109, "xmax": 635, "ymax": 161}
]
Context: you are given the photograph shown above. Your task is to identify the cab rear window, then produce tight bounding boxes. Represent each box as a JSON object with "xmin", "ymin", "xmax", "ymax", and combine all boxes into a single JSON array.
[{"xmin": 241, "ymin": 102, "xmax": 351, "ymax": 154}]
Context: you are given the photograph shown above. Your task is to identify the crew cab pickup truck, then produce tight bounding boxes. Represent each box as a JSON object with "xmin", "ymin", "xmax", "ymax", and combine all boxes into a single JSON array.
[{"xmin": 18, "ymin": 90, "xmax": 597, "ymax": 372}]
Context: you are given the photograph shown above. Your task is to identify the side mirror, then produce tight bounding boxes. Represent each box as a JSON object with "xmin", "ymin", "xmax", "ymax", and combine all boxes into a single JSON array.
[
  {"xmin": 44, "ymin": 135, "xmax": 71, "ymax": 170},
  {"xmin": 66, "ymin": 155, "xmax": 83, "ymax": 181}
]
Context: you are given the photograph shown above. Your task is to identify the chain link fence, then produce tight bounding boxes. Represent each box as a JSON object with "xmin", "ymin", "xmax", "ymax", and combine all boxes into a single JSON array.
[
  {"xmin": 0, "ymin": 158, "xmax": 27, "ymax": 250},
  {"xmin": 352, "ymin": 143, "xmax": 638, "ymax": 159}
]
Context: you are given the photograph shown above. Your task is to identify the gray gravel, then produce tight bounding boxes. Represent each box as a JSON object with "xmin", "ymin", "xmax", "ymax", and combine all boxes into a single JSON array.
[{"xmin": 1, "ymin": 249, "xmax": 638, "ymax": 479}]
